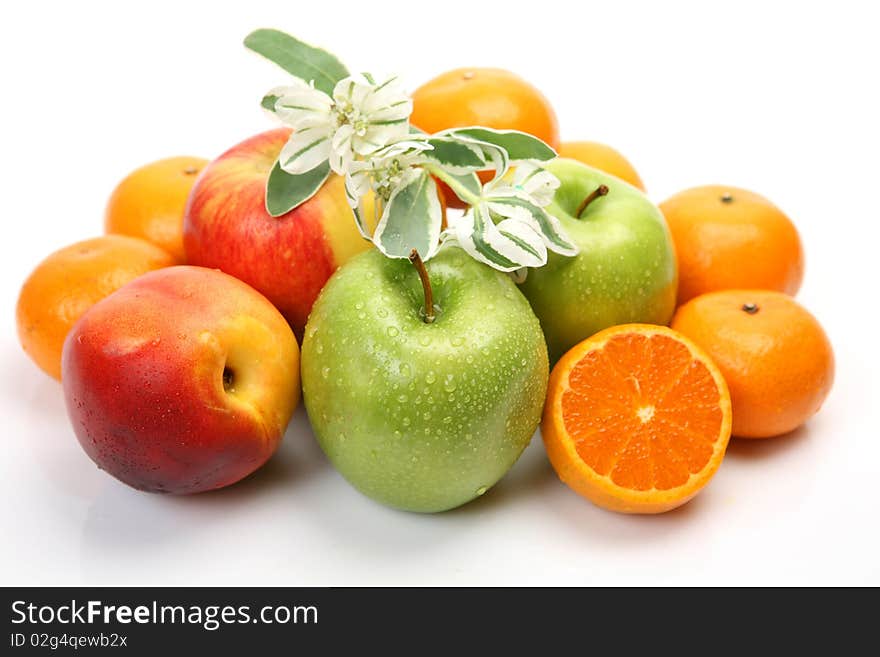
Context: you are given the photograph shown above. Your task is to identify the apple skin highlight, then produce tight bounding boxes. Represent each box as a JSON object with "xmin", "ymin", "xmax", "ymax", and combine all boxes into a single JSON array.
[
  {"xmin": 61, "ymin": 266, "xmax": 300, "ymax": 494},
  {"xmin": 184, "ymin": 128, "xmax": 375, "ymax": 338}
]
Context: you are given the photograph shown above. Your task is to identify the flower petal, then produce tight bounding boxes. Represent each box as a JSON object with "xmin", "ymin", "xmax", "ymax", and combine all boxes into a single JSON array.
[
  {"xmin": 274, "ymin": 87, "xmax": 334, "ymax": 128},
  {"xmin": 352, "ymin": 122, "xmax": 411, "ymax": 155},
  {"xmin": 344, "ymin": 167, "xmax": 373, "ymax": 207},
  {"xmin": 329, "ymin": 124, "xmax": 355, "ymax": 174},
  {"xmin": 279, "ymin": 127, "xmax": 332, "ymax": 174},
  {"xmin": 332, "ymin": 74, "xmax": 371, "ymax": 108}
]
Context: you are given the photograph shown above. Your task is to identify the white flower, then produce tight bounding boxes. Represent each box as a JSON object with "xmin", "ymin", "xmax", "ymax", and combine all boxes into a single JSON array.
[
  {"xmin": 344, "ymin": 138, "xmax": 434, "ymax": 206},
  {"xmin": 269, "ymin": 74, "xmax": 412, "ymax": 175}
]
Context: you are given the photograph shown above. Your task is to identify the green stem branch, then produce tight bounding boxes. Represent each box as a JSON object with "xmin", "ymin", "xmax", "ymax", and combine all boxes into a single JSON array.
[{"xmin": 423, "ymin": 164, "xmax": 482, "ymax": 206}]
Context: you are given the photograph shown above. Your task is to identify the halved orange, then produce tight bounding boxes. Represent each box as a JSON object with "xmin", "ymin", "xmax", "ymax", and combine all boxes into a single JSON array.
[{"xmin": 542, "ymin": 324, "xmax": 732, "ymax": 514}]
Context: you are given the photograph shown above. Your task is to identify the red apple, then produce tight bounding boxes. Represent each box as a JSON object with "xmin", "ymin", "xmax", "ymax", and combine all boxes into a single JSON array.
[
  {"xmin": 62, "ymin": 266, "xmax": 300, "ymax": 494},
  {"xmin": 184, "ymin": 128, "xmax": 373, "ymax": 337}
]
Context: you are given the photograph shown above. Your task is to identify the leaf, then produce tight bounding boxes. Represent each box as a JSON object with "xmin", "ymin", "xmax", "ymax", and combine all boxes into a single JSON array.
[
  {"xmin": 444, "ymin": 171, "xmax": 482, "ymax": 200},
  {"xmin": 449, "ymin": 171, "xmax": 482, "ymax": 198},
  {"xmin": 244, "ymin": 29, "xmax": 349, "ymax": 96},
  {"xmin": 261, "ymin": 92, "xmax": 281, "ymax": 112},
  {"xmin": 455, "ymin": 204, "xmax": 547, "ymax": 272},
  {"xmin": 265, "ymin": 160, "xmax": 331, "ymax": 217},
  {"xmin": 446, "ymin": 127, "xmax": 556, "ymax": 161},
  {"xmin": 373, "ymin": 170, "xmax": 442, "ymax": 260},
  {"xmin": 440, "ymin": 132, "xmax": 509, "ymax": 180},
  {"xmin": 486, "ymin": 195, "xmax": 579, "ymax": 256},
  {"xmin": 422, "ymin": 138, "xmax": 485, "ymax": 172}
]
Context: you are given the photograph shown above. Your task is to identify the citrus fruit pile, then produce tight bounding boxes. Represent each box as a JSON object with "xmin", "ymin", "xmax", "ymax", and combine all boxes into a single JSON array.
[{"xmin": 15, "ymin": 33, "xmax": 834, "ymax": 516}]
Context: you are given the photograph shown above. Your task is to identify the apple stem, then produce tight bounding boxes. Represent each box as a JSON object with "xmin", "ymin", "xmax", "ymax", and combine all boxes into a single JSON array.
[
  {"xmin": 576, "ymin": 184, "xmax": 609, "ymax": 217},
  {"xmin": 409, "ymin": 249, "xmax": 436, "ymax": 324}
]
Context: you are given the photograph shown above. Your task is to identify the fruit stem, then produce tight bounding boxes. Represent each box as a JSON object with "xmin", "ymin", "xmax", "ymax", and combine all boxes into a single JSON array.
[
  {"xmin": 409, "ymin": 249, "xmax": 435, "ymax": 324},
  {"xmin": 576, "ymin": 184, "xmax": 609, "ymax": 217}
]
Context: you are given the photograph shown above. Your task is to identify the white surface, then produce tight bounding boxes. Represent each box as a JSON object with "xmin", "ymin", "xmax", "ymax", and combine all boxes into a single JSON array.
[{"xmin": 3, "ymin": 0, "xmax": 879, "ymax": 586}]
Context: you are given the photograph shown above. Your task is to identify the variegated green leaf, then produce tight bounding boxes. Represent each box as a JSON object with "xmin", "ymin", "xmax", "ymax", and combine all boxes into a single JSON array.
[
  {"xmin": 486, "ymin": 195, "xmax": 579, "ymax": 256},
  {"xmin": 422, "ymin": 138, "xmax": 485, "ymax": 172},
  {"xmin": 373, "ymin": 169, "xmax": 442, "ymax": 260},
  {"xmin": 435, "ymin": 170, "xmax": 482, "ymax": 205},
  {"xmin": 454, "ymin": 204, "xmax": 547, "ymax": 271},
  {"xmin": 448, "ymin": 127, "xmax": 556, "ymax": 161},
  {"xmin": 435, "ymin": 130, "xmax": 509, "ymax": 179},
  {"xmin": 265, "ymin": 160, "xmax": 330, "ymax": 217},
  {"xmin": 244, "ymin": 29, "xmax": 349, "ymax": 96}
]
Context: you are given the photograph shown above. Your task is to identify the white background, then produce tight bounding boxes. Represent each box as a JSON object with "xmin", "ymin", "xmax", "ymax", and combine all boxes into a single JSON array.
[{"xmin": 2, "ymin": 0, "xmax": 879, "ymax": 586}]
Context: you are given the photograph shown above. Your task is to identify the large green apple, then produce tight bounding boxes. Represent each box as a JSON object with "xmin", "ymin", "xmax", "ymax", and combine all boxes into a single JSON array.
[
  {"xmin": 301, "ymin": 247, "xmax": 549, "ymax": 512},
  {"xmin": 519, "ymin": 158, "xmax": 677, "ymax": 363}
]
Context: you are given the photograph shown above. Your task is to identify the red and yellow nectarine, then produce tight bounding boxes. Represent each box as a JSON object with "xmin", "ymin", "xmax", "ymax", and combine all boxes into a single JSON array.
[{"xmin": 62, "ymin": 266, "xmax": 299, "ymax": 494}]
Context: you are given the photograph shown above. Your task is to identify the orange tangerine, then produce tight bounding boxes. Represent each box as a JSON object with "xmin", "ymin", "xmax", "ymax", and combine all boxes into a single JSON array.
[{"xmin": 542, "ymin": 324, "xmax": 732, "ymax": 514}]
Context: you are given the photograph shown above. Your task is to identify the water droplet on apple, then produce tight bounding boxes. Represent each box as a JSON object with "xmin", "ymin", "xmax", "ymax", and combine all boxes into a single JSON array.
[
  {"xmin": 419, "ymin": 335, "xmax": 432, "ymax": 347},
  {"xmin": 425, "ymin": 371, "xmax": 436, "ymax": 384},
  {"xmin": 443, "ymin": 416, "xmax": 452, "ymax": 424},
  {"xmin": 476, "ymin": 486, "xmax": 488, "ymax": 496},
  {"xmin": 443, "ymin": 374, "xmax": 456, "ymax": 391},
  {"xmin": 402, "ymin": 417, "xmax": 411, "ymax": 427},
  {"xmin": 355, "ymin": 301, "xmax": 364, "ymax": 310},
  {"xmin": 377, "ymin": 308, "xmax": 388, "ymax": 318},
  {"xmin": 321, "ymin": 366, "xmax": 330, "ymax": 379},
  {"xmin": 399, "ymin": 363, "xmax": 411, "ymax": 378},
  {"xmin": 386, "ymin": 326, "xmax": 399, "ymax": 337},
  {"xmin": 397, "ymin": 393, "xmax": 408, "ymax": 403},
  {"xmin": 451, "ymin": 336, "xmax": 465, "ymax": 347},
  {"xmin": 316, "ymin": 342, "xmax": 324, "ymax": 354}
]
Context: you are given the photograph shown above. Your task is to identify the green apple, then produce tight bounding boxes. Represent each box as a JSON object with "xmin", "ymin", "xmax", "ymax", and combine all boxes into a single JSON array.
[
  {"xmin": 301, "ymin": 246, "xmax": 549, "ymax": 512},
  {"xmin": 519, "ymin": 158, "xmax": 677, "ymax": 363}
]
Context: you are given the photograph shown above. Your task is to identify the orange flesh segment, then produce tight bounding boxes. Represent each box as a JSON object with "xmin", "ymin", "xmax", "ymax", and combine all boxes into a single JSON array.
[{"xmin": 561, "ymin": 333, "xmax": 724, "ymax": 491}]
